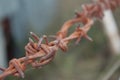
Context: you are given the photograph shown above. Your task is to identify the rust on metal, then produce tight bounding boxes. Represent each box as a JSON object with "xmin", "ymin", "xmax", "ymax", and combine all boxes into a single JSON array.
[{"xmin": 0, "ymin": 0, "xmax": 120, "ymax": 79}]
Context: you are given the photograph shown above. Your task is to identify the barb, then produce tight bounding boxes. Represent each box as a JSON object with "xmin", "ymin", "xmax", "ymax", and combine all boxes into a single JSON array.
[{"xmin": 0, "ymin": 0, "xmax": 120, "ymax": 79}]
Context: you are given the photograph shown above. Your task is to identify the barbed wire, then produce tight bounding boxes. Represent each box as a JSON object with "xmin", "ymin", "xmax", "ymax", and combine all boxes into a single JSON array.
[{"xmin": 0, "ymin": 0, "xmax": 120, "ymax": 79}]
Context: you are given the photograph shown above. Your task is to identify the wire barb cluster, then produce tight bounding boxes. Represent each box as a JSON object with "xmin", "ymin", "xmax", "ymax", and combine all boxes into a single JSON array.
[
  {"xmin": 80, "ymin": 0, "xmax": 120, "ymax": 19},
  {"xmin": 0, "ymin": 0, "xmax": 120, "ymax": 79}
]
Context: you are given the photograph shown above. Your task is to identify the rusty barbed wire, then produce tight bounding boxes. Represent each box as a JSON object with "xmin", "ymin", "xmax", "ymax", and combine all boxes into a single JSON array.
[{"xmin": 0, "ymin": 0, "xmax": 120, "ymax": 79}]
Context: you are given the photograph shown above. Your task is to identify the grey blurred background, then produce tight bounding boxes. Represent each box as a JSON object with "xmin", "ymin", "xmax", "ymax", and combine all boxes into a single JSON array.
[{"xmin": 0, "ymin": 0, "xmax": 120, "ymax": 80}]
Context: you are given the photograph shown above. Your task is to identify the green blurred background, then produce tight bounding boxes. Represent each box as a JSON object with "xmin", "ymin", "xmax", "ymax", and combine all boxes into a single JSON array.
[{"xmin": 0, "ymin": 0, "xmax": 120, "ymax": 80}]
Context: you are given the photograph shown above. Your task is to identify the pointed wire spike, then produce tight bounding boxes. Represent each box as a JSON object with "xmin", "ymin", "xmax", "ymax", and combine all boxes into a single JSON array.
[
  {"xmin": 43, "ymin": 35, "xmax": 49, "ymax": 45},
  {"xmin": 30, "ymin": 32, "xmax": 39, "ymax": 41},
  {"xmin": 30, "ymin": 32, "xmax": 34, "ymax": 36},
  {"xmin": 30, "ymin": 32, "xmax": 39, "ymax": 38},
  {"xmin": 84, "ymin": 34, "xmax": 93, "ymax": 42},
  {"xmin": 30, "ymin": 31, "xmax": 33, "ymax": 34},
  {"xmin": 74, "ymin": 10, "xmax": 81, "ymax": 18},
  {"xmin": 21, "ymin": 73, "xmax": 25, "ymax": 78},
  {"xmin": 56, "ymin": 39, "xmax": 61, "ymax": 46},
  {"xmin": 11, "ymin": 60, "xmax": 25, "ymax": 79},
  {"xmin": 37, "ymin": 38, "xmax": 43, "ymax": 49},
  {"xmin": 29, "ymin": 37, "xmax": 34, "ymax": 43},
  {"xmin": 75, "ymin": 39, "xmax": 81, "ymax": 45},
  {"xmin": 75, "ymin": 36, "xmax": 82, "ymax": 45}
]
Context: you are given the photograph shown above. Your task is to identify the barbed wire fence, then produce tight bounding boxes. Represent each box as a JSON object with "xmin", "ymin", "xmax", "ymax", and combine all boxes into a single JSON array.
[{"xmin": 0, "ymin": 0, "xmax": 120, "ymax": 80}]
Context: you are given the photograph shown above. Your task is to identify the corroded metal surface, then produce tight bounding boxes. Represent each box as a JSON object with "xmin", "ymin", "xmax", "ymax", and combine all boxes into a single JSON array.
[{"xmin": 0, "ymin": 0, "xmax": 120, "ymax": 79}]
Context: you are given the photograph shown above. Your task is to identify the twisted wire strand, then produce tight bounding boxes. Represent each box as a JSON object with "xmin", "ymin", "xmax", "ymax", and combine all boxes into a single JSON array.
[{"xmin": 0, "ymin": 0, "xmax": 120, "ymax": 79}]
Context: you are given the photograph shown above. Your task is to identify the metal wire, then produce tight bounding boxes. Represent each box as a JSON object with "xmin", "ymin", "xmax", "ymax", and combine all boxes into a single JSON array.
[{"xmin": 0, "ymin": 0, "xmax": 120, "ymax": 79}]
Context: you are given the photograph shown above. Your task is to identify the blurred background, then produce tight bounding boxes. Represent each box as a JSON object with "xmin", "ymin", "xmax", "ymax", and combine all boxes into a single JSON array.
[{"xmin": 0, "ymin": 0, "xmax": 120, "ymax": 80}]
